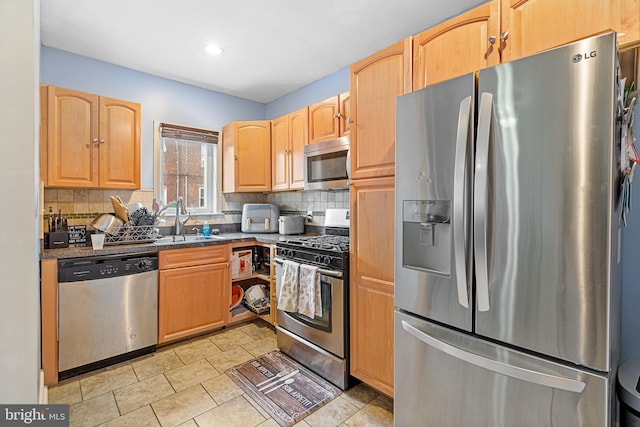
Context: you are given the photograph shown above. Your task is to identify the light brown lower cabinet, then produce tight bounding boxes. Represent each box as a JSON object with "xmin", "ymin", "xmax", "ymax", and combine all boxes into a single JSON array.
[
  {"xmin": 349, "ymin": 176, "xmax": 395, "ymax": 396},
  {"xmin": 41, "ymin": 258, "xmax": 58, "ymax": 386},
  {"xmin": 158, "ymin": 245, "xmax": 230, "ymax": 344}
]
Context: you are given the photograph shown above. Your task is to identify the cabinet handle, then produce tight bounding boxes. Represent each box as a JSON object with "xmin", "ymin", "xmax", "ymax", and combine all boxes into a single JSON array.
[
  {"xmin": 91, "ymin": 138, "xmax": 98, "ymax": 143},
  {"xmin": 333, "ymin": 113, "xmax": 343, "ymax": 119},
  {"xmin": 347, "ymin": 118, "xmax": 353, "ymax": 124},
  {"xmin": 99, "ymin": 139, "xmax": 105, "ymax": 144},
  {"xmin": 500, "ymin": 31, "xmax": 509, "ymax": 41},
  {"xmin": 488, "ymin": 36, "xmax": 496, "ymax": 45},
  {"xmin": 234, "ymin": 154, "xmax": 238, "ymax": 160}
]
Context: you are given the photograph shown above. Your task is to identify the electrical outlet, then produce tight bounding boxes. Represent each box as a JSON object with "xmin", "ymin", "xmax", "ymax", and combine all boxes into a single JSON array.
[{"xmin": 307, "ymin": 210, "xmax": 313, "ymax": 217}]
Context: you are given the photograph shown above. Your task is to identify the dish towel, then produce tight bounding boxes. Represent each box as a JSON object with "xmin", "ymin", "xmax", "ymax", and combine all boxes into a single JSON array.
[
  {"xmin": 298, "ymin": 264, "xmax": 322, "ymax": 318},
  {"xmin": 277, "ymin": 260, "xmax": 299, "ymax": 312}
]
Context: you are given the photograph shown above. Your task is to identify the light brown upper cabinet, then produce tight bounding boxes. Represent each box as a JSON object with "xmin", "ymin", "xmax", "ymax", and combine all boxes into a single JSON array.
[
  {"xmin": 308, "ymin": 92, "xmax": 351, "ymax": 143},
  {"xmin": 413, "ymin": 0, "xmax": 500, "ymax": 90},
  {"xmin": 349, "ymin": 38, "xmax": 412, "ymax": 180},
  {"xmin": 620, "ymin": 0, "xmax": 640, "ymax": 48},
  {"xmin": 338, "ymin": 91, "xmax": 351, "ymax": 137},
  {"xmin": 43, "ymin": 86, "xmax": 140, "ymax": 189},
  {"xmin": 501, "ymin": 0, "xmax": 640, "ymax": 62},
  {"xmin": 271, "ymin": 107, "xmax": 308, "ymax": 191},
  {"xmin": 222, "ymin": 121, "xmax": 271, "ymax": 193}
]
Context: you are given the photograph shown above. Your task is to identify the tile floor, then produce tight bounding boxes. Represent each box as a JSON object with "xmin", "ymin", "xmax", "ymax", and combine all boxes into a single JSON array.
[{"xmin": 48, "ymin": 320, "xmax": 394, "ymax": 427}]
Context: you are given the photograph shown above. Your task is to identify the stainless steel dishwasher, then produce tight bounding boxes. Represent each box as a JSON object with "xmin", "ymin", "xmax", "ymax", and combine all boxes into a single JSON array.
[{"xmin": 58, "ymin": 253, "xmax": 158, "ymax": 378}]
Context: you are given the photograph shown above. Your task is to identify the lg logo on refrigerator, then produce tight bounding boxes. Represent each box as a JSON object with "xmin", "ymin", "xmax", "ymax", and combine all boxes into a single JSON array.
[{"xmin": 571, "ymin": 51, "xmax": 597, "ymax": 63}]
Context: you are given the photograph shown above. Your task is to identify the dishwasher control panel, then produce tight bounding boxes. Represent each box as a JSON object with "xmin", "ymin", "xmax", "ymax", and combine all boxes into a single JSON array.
[{"xmin": 58, "ymin": 253, "xmax": 158, "ymax": 282}]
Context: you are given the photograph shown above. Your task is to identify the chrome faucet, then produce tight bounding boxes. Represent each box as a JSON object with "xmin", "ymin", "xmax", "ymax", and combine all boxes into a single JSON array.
[{"xmin": 173, "ymin": 196, "xmax": 191, "ymax": 237}]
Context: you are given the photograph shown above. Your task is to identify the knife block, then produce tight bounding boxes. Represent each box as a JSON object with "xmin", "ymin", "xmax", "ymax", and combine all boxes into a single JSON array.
[{"xmin": 45, "ymin": 231, "xmax": 69, "ymax": 249}]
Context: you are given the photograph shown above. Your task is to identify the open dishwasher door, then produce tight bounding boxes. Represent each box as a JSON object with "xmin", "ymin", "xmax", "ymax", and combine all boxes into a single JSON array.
[{"xmin": 58, "ymin": 253, "xmax": 158, "ymax": 378}]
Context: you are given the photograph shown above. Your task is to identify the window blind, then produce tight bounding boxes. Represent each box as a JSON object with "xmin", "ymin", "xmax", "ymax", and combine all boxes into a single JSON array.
[{"xmin": 160, "ymin": 123, "xmax": 219, "ymax": 143}]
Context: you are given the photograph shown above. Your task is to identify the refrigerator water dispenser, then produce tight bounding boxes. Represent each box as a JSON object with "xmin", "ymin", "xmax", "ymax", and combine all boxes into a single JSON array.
[{"xmin": 402, "ymin": 200, "xmax": 451, "ymax": 275}]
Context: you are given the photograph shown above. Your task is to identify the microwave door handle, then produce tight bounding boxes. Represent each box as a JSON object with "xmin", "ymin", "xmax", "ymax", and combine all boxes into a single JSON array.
[
  {"xmin": 474, "ymin": 92, "xmax": 493, "ymax": 312},
  {"xmin": 453, "ymin": 96, "xmax": 472, "ymax": 309},
  {"xmin": 346, "ymin": 148, "xmax": 351, "ymax": 181}
]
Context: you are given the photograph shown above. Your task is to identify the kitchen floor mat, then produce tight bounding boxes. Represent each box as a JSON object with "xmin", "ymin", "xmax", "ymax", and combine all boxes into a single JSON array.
[{"xmin": 225, "ymin": 351, "xmax": 341, "ymax": 426}]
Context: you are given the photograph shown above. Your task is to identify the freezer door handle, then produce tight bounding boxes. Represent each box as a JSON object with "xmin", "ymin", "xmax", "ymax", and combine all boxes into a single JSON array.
[
  {"xmin": 474, "ymin": 92, "xmax": 493, "ymax": 312},
  {"xmin": 453, "ymin": 96, "xmax": 472, "ymax": 308},
  {"xmin": 401, "ymin": 320, "xmax": 586, "ymax": 393}
]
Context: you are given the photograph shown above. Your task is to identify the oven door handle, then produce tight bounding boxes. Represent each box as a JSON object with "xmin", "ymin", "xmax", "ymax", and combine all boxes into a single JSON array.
[{"xmin": 274, "ymin": 257, "xmax": 343, "ymax": 279}]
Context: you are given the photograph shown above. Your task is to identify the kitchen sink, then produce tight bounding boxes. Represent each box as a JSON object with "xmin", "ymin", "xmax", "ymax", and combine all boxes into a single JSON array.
[{"xmin": 153, "ymin": 234, "xmax": 227, "ymax": 245}]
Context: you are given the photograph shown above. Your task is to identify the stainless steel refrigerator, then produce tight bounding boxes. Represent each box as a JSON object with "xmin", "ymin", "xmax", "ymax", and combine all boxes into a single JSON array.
[{"xmin": 394, "ymin": 32, "xmax": 623, "ymax": 426}]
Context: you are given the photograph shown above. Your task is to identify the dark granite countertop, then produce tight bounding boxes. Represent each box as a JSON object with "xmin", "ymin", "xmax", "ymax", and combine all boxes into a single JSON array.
[{"xmin": 40, "ymin": 232, "xmax": 314, "ymax": 260}]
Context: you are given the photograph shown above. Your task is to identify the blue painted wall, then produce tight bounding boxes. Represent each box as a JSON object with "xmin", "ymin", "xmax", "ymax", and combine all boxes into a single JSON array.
[
  {"xmin": 265, "ymin": 66, "xmax": 350, "ymax": 119},
  {"xmin": 41, "ymin": 46, "xmax": 266, "ymax": 188},
  {"xmin": 40, "ymin": 47, "xmax": 349, "ymax": 188}
]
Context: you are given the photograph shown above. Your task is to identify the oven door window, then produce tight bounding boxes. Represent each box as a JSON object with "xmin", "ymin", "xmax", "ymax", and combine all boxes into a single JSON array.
[
  {"xmin": 287, "ymin": 278, "xmax": 332, "ymax": 332},
  {"xmin": 307, "ymin": 150, "xmax": 348, "ymax": 183}
]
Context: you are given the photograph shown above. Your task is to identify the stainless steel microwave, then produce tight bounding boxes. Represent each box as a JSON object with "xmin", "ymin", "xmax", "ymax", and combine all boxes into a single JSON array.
[{"xmin": 303, "ymin": 136, "xmax": 350, "ymax": 190}]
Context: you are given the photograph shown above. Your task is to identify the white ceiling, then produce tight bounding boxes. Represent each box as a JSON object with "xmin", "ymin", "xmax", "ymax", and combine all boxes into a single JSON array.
[{"xmin": 40, "ymin": 0, "xmax": 485, "ymax": 103}]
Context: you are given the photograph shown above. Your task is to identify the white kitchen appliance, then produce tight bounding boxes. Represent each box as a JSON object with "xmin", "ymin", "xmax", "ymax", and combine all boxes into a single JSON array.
[
  {"xmin": 278, "ymin": 215, "xmax": 304, "ymax": 235},
  {"xmin": 241, "ymin": 204, "xmax": 279, "ymax": 233},
  {"xmin": 394, "ymin": 33, "xmax": 623, "ymax": 426}
]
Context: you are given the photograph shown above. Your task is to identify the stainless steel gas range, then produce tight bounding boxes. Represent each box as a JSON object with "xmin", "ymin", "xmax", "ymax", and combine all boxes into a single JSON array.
[{"xmin": 275, "ymin": 208, "xmax": 350, "ymax": 390}]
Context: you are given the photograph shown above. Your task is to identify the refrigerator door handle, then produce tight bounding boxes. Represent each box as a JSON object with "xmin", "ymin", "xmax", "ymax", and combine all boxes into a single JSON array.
[
  {"xmin": 474, "ymin": 92, "xmax": 493, "ymax": 312},
  {"xmin": 401, "ymin": 320, "xmax": 586, "ymax": 393},
  {"xmin": 453, "ymin": 96, "xmax": 472, "ymax": 308}
]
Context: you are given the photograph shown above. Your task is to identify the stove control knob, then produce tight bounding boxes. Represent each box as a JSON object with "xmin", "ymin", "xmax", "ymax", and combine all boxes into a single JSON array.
[
  {"xmin": 313, "ymin": 255, "xmax": 321, "ymax": 263},
  {"xmin": 323, "ymin": 256, "xmax": 331, "ymax": 266}
]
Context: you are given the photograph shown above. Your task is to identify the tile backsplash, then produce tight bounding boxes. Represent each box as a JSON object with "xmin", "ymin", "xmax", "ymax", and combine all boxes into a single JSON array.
[{"xmin": 42, "ymin": 188, "xmax": 350, "ymax": 230}]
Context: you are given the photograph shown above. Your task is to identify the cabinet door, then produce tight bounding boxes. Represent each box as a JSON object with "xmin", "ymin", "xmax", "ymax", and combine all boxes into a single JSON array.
[
  {"xmin": 288, "ymin": 107, "xmax": 308, "ymax": 190},
  {"xmin": 350, "ymin": 38, "xmax": 412, "ymax": 180},
  {"xmin": 620, "ymin": 0, "xmax": 640, "ymax": 48},
  {"xmin": 501, "ymin": 0, "xmax": 620, "ymax": 62},
  {"xmin": 223, "ymin": 121, "xmax": 272, "ymax": 193},
  {"xmin": 309, "ymin": 95, "xmax": 340, "ymax": 143},
  {"xmin": 158, "ymin": 262, "xmax": 229, "ymax": 343},
  {"xmin": 46, "ymin": 86, "xmax": 99, "ymax": 187},
  {"xmin": 99, "ymin": 96, "xmax": 141, "ymax": 189},
  {"xmin": 41, "ymin": 259, "xmax": 58, "ymax": 386},
  {"xmin": 349, "ymin": 177, "xmax": 395, "ymax": 396},
  {"xmin": 338, "ymin": 92, "xmax": 351, "ymax": 137},
  {"xmin": 413, "ymin": 0, "xmax": 499, "ymax": 90},
  {"xmin": 222, "ymin": 123, "xmax": 235, "ymax": 193},
  {"xmin": 40, "ymin": 84, "xmax": 48, "ymax": 186},
  {"xmin": 271, "ymin": 115, "xmax": 290, "ymax": 191}
]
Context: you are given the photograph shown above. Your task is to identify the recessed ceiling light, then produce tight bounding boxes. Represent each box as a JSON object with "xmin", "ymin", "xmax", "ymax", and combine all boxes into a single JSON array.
[{"xmin": 205, "ymin": 43, "xmax": 223, "ymax": 55}]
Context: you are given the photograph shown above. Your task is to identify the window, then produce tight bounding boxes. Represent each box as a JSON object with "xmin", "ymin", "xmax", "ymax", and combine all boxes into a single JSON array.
[
  {"xmin": 154, "ymin": 122, "xmax": 221, "ymax": 214},
  {"xmin": 198, "ymin": 186, "xmax": 205, "ymax": 208}
]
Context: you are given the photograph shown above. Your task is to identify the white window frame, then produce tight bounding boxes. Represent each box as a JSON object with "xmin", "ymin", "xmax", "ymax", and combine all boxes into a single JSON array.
[
  {"xmin": 153, "ymin": 121, "xmax": 223, "ymax": 217},
  {"xmin": 198, "ymin": 186, "xmax": 206, "ymax": 208}
]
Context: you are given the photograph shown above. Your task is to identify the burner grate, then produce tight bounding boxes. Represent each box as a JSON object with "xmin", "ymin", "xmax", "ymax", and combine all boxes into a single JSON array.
[{"xmin": 284, "ymin": 235, "xmax": 349, "ymax": 252}]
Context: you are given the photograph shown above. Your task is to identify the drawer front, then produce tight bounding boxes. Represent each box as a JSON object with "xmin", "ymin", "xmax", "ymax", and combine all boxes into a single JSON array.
[{"xmin": 159, "ymin": 244, "xmax": 230, "ymax": 269}]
